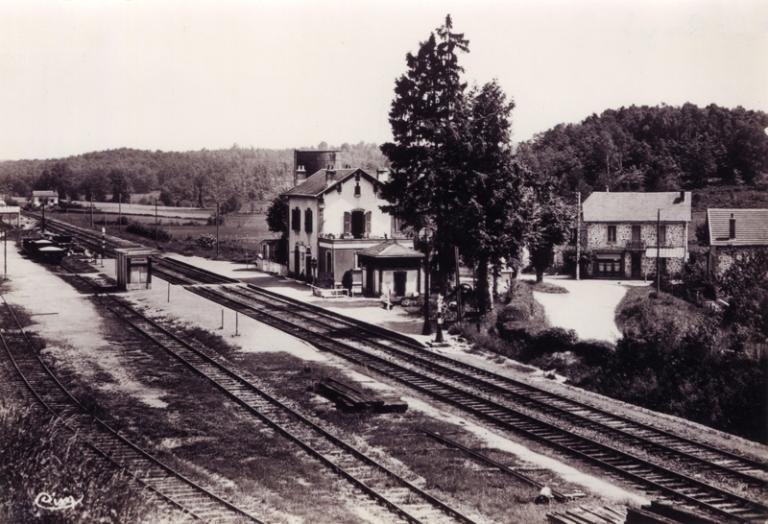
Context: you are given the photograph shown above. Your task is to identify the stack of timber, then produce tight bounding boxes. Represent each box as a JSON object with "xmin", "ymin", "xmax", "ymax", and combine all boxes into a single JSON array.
[
  {"xmin": 315, "ymin": 377, "xmax": 407, "ymax": 414},
  {"xmin": 547, "ymin": 505, "xmax": 625, "ymax": 524},
  {"xmin": 625, "ymin": 502, "xmax": 720, "ymax": 524}
]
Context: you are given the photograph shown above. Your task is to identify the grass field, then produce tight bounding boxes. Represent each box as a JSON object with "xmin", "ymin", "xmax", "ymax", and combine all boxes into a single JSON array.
[{"xmin": 50, "ymin": 211, "xmax": 276, "ymax": 262}]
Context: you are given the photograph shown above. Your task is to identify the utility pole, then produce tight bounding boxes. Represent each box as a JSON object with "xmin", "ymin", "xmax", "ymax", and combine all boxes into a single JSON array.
[
  {"xmin": 90, "ymin": 195, "xmax": 94, "ymax": 228},
  {"xmin": 422, "ymin": 246, "xmax": 432, "ymax": 336},
  {"xmin": 2, "ymin": 216, "xmax": 6, "ymax": 281},
  {"xmin": 656, "ymin": 208, "xmax": 661, "ymax": 293},
  {"xmin": 576, "ymin": 191, "xmax": 581, "ymax": 281},
  {"xmin": 454, "ymin": 245, "xmax": 462, "ymax": 325},
  {"xmin": 118, "ymin": 193, "xmax": 122, "ymax": 230},
  {"xmin": 215, "ymin": 202, "xmax": 220, "ymax": 258},
  {"xmin": 155, "ymin": 198, "xmax": 159, "ymax": 225}
]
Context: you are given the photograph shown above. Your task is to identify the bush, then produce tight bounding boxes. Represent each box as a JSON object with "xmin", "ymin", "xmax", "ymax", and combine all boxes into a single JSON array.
[
  {"xmin": 58, "ymin": 200, "xmax": 85, "ymax": 210},
  {"xmin": 125, "ymin": 221, "xmax": 172, "ymax": 242},
  {"xmin": 207, "ymin": 213, "xmax": 225, "ymax": 226},
  {"xmin": 530, "ymin": 327, "xmax": 577, "ymax": 354},
  {"xmin": 196, "ymin": 234, "xmax": 217, "ymax": 249},
  {"xmin": 571, "ymin": 339, "xmax": 614, "ymax": 365},
  {"xmin": 561, "ymin": 246, "xmax": 592, "ymax": 277}
]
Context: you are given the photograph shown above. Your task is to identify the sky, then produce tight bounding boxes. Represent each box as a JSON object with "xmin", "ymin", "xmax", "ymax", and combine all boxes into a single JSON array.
[{"xmin": 0, "ymin": 0, "xmax": 766, "ymax": 160}]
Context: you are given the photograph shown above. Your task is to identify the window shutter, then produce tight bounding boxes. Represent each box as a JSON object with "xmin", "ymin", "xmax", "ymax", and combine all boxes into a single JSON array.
[
  {"xmin": 305, "ymin": 209, "xmax": 313, "ymax": 233},
  {"xmin": 343, "ymin": 212, "xmax": 351, "ymax": 234},
  {"xmin": 365, "ymin": 211, "xmax": 372, "ymax": 234}
]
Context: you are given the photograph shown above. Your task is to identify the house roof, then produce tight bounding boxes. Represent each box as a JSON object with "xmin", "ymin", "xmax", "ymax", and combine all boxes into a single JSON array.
[
  {"xmin": 358, "ymin": 241, "xmax": 423, "ymax": 259},
  {"xmin": 283, "ymin": 168, "xmax": 380, "ymax": 197},
  {"xmin": 707, "ymin": 208, "xmax": 768, "ymax": 246},
  {"xmin": 32, "ymin": 190, "xmax": 58, "ymax": 197},
  {"xmin": 582, "ymin": 191, "xmax": 692, "ymax": 222}
]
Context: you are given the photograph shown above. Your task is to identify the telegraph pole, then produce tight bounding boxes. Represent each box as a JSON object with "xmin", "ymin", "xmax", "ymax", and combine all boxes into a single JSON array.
[
  {"xmin": 2, "ymin": 216, "xmax": 6, "ymax": 281},
  {"xmin": 454, "ymin": 245, "xmax": 462, "ymax": 324},
  {"xmin": 576, "ymin": 191, "xmax": 581, "ymax": 280},
  {"xmin": 656, "ymin": 208, "xmax": 661, "ymax": 293},
  {"xmin": 118, "ymin": 193, "xmax": 122, "ymax": 229},
  {"xmin": 215, "ymin": 202, "xmax": 220, "ymax": 259}
]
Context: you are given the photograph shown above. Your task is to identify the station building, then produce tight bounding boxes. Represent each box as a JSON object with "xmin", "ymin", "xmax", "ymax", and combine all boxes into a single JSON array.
[{"xmin": 283, "ymin": 151, "xmax": 422, "ymax": 297}]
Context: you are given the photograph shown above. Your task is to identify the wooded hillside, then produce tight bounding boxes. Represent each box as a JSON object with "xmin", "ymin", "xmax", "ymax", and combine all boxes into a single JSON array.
[
  {"xmin": 0, "ymin": 142, "xmax": 387, "ymax": 210},
  {"xmin": 517, "ymin": 103, "xmax": 768, "ymax": 196}
]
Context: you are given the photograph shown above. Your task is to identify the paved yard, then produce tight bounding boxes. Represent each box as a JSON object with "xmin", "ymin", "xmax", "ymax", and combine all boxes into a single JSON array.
[{"xmin": 522, "ymin": 275, "xmax": 650, "ymax": 343}]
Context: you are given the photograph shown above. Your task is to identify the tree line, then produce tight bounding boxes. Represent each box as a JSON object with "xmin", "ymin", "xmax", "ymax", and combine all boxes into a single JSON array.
[
  {"xmin": 0, "ymin": 142, "xmax": 387, "ymax": 212},
  {"xmin": 516, "ymin": 103, "xmax": 768, "ymax": 195}
]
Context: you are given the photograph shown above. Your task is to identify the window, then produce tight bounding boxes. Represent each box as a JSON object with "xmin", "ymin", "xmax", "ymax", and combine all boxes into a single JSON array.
[
  {"xmin": 291, "ymin": 207, "xmax": 301, "ymax": 232},
  {"xmin": 658, "ymin": 225, "xmax": 666, "ymax": 246},
  {"xmin": 631, "ymin": 225, "xmax": 641, "ymax": 242},
  {"xmin": 607, "ymin": 225, "xmax": 617, "ymax": 243},
  {"xmin": 351, "ymin": 210, "xmax": 365, "ymax": 238},
  {"xmin": 304, "ymin": 208, "xmax": 313, "ymax": 233},
  {"xmin": 354, "ymin": 183, "xmax": 361, "ymax": 197}
]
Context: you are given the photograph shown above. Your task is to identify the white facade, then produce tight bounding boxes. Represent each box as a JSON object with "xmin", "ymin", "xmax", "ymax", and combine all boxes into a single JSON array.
[{"xmin": 285, "ymin": 169, "xmax": 411, "ymax": 283}]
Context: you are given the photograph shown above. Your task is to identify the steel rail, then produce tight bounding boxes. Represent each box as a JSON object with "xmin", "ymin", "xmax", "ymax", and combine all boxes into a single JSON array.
[
  {"xmin": 91, "ymin": 289, "xmax": 476, "ymax": 524},
  {"xmin": 179, "ymin": 284, "xmax": 768, "ymax": 524},
  {"xmin": 0, "ymin": 293, "xmax": 264, "ymax": 524},
  {"xmin": 211, "ymin": 282, "xmax": 768, "ymax": 489}
]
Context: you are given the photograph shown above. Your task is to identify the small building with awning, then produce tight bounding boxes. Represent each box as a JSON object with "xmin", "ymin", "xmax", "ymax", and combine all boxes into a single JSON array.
[{"xmin": 358, "ymin": 241, "xmax": 424, "ymax": 298}]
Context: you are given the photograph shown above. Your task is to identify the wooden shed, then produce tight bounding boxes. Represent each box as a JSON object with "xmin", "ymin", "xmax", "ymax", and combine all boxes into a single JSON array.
[{"xmin": 115, "ymin": 248, "xmax": 156, "ymax": 291}]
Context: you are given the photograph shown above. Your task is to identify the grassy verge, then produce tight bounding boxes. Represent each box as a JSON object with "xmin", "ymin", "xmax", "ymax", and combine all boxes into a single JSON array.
[
  {"xmin": 523, "ymin": 280, "xmax": 569, "ymax": 294},
  {"xmin": 0, "ymin": 404, "xmax": 176, "ymax": 523}
]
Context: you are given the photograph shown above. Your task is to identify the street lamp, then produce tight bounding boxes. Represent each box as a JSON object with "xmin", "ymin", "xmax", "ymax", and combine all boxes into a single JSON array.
[{"xmin": 418, "ymin": 223, "xmax": 435, "ymax": 336}]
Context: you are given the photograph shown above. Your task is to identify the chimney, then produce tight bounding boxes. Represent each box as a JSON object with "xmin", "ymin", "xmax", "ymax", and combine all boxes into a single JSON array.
[
  {"xmin": 325, "ymin": 168, "xmax": 336, "ymax": 187},
  {"xmin": 729, "ymin": 213, "xmax": 736, "ymax": 239},
  {"xmin": 376, "ymin": 168, "xmax": 389, "ymax": 182},
  {"xmin": 679, "ymin": 190, "xmax": 685, "ymax": 201}
]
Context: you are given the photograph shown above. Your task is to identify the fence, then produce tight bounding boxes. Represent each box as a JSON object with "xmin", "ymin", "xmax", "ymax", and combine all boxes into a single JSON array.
[{"xmin": 256, "ymin": 259, "xmax": 287, "ymax": 276}]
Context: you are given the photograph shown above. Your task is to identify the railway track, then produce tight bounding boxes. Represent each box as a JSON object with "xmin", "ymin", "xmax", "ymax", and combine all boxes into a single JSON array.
[
  {"xmin": 154, "ymin": 259, "xmax": 768, "ymax": 524},
  {"xmin": 31, "ymin": 214, "xmax": 768, "ymax": 522},
  {"xmin": 91, "ymin": 291, "xmax": 475, "ymax": 524},
  {"xmin": 0, "ymin": 295, "xmax": 264, "ymax": 524}
]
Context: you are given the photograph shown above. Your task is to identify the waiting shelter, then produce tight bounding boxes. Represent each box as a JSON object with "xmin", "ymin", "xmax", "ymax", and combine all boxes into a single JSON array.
[
  {"xmin": 115, "ymin": 248, "xmax": 157, "ymax": 291},
  {"xmin": 358, "ymin": 241, "xmax": 424, "ymax": 298}
]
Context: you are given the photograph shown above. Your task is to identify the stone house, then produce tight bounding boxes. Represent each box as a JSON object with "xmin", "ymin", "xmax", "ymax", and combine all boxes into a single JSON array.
[
  {"xmin": 282, "ymin": 155, "xmax": 420, "ymax": 296},
  {"xmin": 581, "ymin": 191, "xmax": 692, "ymax": 279},
  {"xmin": 706, "ymin": 208, "xmax": 768, "ymax": 276}
]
